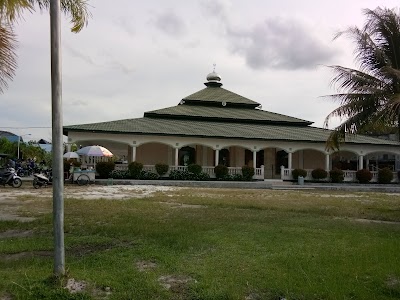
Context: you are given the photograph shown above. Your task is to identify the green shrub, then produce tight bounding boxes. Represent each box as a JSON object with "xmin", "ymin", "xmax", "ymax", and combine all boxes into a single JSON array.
[
  {"xmin": 188, "ymin": 164, "xmax": 202, "ymax": 175},
  {"xmin": 109, "ymin": 170, "xmax": 130, "ymax": 179},
  {"xmin": 329, "ymin": 168, "xmax": 344, "ymax": 183},
  {"xmin": 155, "ymin": 163, "xmax": 169, "ymax": 176},
  {"xmin": 356, "ymin": 168, "xmax": 373, "ymax": 184},
  {"xmin": 378, "ymin": 167, "xmax": 393, "ymax": 184},
  {"xmin": 311, "ymin": 168, "xmax": 328, "ymax": 180},
  {"xmin": 95, "ymin": 161, "xmax": 115, "ymax": 179},
  {"xmin": 169, "ymin": 170, "xmax": 196, "ymax": 180},
  {"xmin": 232, "ymin": 174, "xmax": 244, "ymax": 181},
  {"xmin": 128, "ymin": 161, "xmax": 143, "ymax": 179},
  {"xmin": 242, "ymin": 166, "xmax": 255, "ymax": 181},
  {"xmin": 214, "ymin": 164, "xmax": 228, "ymax": 179},
  {"xmin": 196, "ymin": 172, "xmax": 211, "ymax": 181},
  {"xmin": 292, "ymin": 168, "xmax": 307, "ymax": 180},
  {"xmin": 64, "ymin": 159, "xmax": 81, "ymax": 172},
  {"xmin": 139, "ymin": 170, "xmax": 159, "ymax": 180}
]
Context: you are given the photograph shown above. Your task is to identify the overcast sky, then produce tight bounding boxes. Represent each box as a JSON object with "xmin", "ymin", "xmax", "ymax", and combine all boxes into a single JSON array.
[{"xmin": 1, "ymin": 0, "xmax": 398, "ymax": 142}]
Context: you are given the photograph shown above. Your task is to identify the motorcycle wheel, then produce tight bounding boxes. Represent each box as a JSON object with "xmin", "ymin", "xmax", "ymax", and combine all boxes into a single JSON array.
[
  {"xmin": 33, "ymin": 179, "xmax": 41, "ymax": 189},
  {"xmin": 12, "ymin": 178, "xmax": 22, "ymax": 188}
]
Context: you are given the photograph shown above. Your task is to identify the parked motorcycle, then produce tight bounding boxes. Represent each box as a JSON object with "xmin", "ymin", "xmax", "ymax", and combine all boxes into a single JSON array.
[
  {"xmin": 33, "ymin": 170, "xmax": 52, "ymax": 189},
  {"xmin": 0, "ymin": 167, "xmax": 23, "ymax": 188}
]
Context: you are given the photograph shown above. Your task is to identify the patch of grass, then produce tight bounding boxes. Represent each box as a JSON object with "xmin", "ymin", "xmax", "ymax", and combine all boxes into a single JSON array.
[{"xmin": 0, "ymin": 188, "xmax": 400, "ymax": 299}]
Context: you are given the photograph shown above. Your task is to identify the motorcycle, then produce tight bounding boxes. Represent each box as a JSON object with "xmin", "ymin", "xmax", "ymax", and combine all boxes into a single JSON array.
[
  {"xmin": 0, "ymin": 167, "xmax": 23, "ymax": 188},
  {"xmin": 33, "ymin": 170, "xmax": 52, "ymax": 189}
]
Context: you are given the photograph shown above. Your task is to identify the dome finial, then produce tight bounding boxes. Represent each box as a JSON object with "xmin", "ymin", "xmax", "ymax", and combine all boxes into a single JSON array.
[{"xmin": 205, "ymin": 64, "xmax": 222, "ymax": 87}]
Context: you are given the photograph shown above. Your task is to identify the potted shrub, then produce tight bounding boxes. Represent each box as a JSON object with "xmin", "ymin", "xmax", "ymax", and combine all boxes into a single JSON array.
[
  {"xmin": 329, "ymin": 168, "xmax": 344, "ymax": 183},
  {"xmin": 188, "ymin": 164, "xmax": 202, "ymax": 175},
  {"xmin": 155, "ymin": 163, "xmax": 169, "ymax": 176},
  {"xmin": 95, "ymin": 161, "xmax": 115, "ymax": 179},
  {"xmin": 378, "ymin": 167, "xmax": 393, "ymax": 184},
  {"xmin": 356, "ymin": 168, "xmax": 373, "ymax": 184},
  {"xmin": 311, "ymin": 168, "xmax": 328, "ymax": 181},
  {"xmin": 214, "ymin": 164, "xmax": 228, "ymax": 179},
  {"xmin": 292, "ymin": 168, "xmax": 307, "ymax": 180},
  {"xmin": 128, "ymin": 161, "xmax": 143, "ymax": 179},
  {"xmin": 242, "ymin": 166, "xmax": 255, "ymax": 181}
]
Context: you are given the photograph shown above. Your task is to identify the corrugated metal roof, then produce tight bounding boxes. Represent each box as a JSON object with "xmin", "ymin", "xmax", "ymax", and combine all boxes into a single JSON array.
[
  {"xmin": 182, "ymin": 86, "xmax": 260, "ymax": 106},
  {"xmin": 63, "ymin": 117, "xmax": 400, "ymax": 146},
  {"xmin": 145, "ymin": 105, "xmax": 312, "ymax": 125}
]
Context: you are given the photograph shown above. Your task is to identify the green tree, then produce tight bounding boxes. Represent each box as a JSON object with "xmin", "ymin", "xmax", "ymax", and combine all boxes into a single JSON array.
[
  {"xmin": 324, "ymin": 7, "xmax": 400, "ymax": 149},
  {"xmin": 0, "ymin": 0, "xmax": 90, "ymax": 93}
]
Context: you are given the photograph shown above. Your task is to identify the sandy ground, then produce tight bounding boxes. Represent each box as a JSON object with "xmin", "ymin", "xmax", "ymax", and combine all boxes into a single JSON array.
[
  {"xmin": 0, "ymin": 184, "xmax": 185, "ymax": 222},
  {"xmin": 0, "ymin": 184, "xmax": 184, "ymax": 200}
]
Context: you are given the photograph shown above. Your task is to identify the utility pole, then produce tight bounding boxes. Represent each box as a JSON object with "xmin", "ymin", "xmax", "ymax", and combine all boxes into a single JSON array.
[{"xmin": 50, "ymin": 0, "xmax": 65, "ymax": 276}]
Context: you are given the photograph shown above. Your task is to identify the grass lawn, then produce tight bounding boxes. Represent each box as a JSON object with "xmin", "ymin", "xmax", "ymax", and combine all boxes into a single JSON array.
[{"xmin": 0, "ymin": 186, "xmax": 400, "ymax": 299}]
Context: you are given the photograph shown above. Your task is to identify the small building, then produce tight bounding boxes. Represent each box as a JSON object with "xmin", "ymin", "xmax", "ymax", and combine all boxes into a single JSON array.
[{"xmin": 63, "ymin": 72, "xmax": 400, "ymax": 182}]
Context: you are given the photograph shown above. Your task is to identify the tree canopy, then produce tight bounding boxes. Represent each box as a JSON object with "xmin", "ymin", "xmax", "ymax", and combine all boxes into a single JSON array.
[
  {"xmin": 0, "ymin": 0, "xmax": 90, "ymax": 93},
  {"xmin": 324, "ymin": 7, "xmax": 400, "ymax": 150}
]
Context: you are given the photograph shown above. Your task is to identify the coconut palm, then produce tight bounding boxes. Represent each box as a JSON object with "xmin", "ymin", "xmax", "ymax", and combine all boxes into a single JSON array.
[
  {"xmin": 0, "ymin": 0, "xmax": 90, "ymax": 93},
  {"xmin": 324, "ymin": 7, "xmax": 400, "ymax": 149}
]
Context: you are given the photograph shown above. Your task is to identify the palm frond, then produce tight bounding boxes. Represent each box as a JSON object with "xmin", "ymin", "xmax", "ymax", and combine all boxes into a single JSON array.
[
  {"xmin": 0, "ymin": 0, "xmax": 33, "ymax": 23},
  {"xmin": 27, "ymin": 0, "xmax": 91, "ymax": 32},
  {"xmin": 0, "ymin": 21, "xmax": 17, "ymax": 93}
]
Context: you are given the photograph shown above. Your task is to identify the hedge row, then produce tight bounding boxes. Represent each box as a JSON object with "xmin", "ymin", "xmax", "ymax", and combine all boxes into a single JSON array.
[
  {"xmin": 101, "ymin": 162, "xmax": 257, "ymax": 181},
  {"xmin": 291, "ymin": 167, "xmax": 395, "ymax": 184}
]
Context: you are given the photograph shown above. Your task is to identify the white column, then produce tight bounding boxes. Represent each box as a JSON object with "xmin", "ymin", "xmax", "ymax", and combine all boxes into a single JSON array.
[
  {"xmin": 253, "ymin": 150, "xmax": 257, "ymax": 169},
  {"xmin": 288, "ymin": 152, "xmax": 292, "ymax": 171},
  {"xmin": 358, "ymin": 155, "xmax": 364, "ymax": 170},
  {"xmin": 325, "ymin": 153, "xmax": 330, "ymax": 171},
  {"xmin": 366, "ymin": 158, "xmax": 370, "ymax": 170},
  {"xmin": 132, "ymin": 146, "xmax": 137, "ymax": 162},
  {"xmin": 175, "ymin": 148, "xmax": 179, "ymax": 166},
  {"xmin": 215, "ymin": 149, "xmax": 219, "ymax": 166},
  {"xmin": 66, "ymin": 143, "xmax": 72, "ymax": 152}
]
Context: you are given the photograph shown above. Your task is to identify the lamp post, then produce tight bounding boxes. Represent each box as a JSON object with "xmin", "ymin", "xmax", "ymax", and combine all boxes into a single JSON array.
[{"xmin": 17, "ymin": 134, "xmax": 31, "ymax": 160}]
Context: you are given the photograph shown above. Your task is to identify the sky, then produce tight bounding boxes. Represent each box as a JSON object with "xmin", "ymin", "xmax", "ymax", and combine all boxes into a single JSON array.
[{"xmin": 1, "ymin": 0, "xmax": 399, "ymax": 142}]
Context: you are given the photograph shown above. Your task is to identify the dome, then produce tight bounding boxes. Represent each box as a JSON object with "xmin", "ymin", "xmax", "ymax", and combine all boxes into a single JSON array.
[{"xmin": 206, "ymin": 71, "xmax": 222, "ymax": 82}]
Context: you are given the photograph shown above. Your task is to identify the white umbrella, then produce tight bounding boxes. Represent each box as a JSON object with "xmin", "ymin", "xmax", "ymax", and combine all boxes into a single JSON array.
[
  {"xmin": 76, "ymin": 145, "xmax": 113, "ymax": 157},
  {"xmin": 63, "ymin": 151, "xmax": 80, "ymax": 159}
]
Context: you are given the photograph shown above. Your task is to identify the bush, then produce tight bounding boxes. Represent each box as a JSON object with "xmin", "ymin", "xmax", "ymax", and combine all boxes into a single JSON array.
[
  {"xmin": 139, "ymin": 170, "xmax": 159, "ymax": 180},
  {"xmin": 242, "ymin": 166, "xmax": 255, "ymax": 181},
  {"xmin": 155, "ymin": 163, "xmax": 169, "ymax": 176},
  {"xmin": 169, "ymin": 170, "xmax": 195, "ymax": 180},
  {"xmin": 378, "ymin": 167, "xmax": 393, "ymax": 184},
  {"xmin": 188, "ymin": 164, "xmax": 202, "ymax": 175},
  {"xmin": 195, "ymin": 172, "xmax": 211, "ymax": 181},
  {"xmin": 232, "ymin": 174, "xmax": 244, "ymax": 181},
  {"xmin": 329, "ymin": 168, "xmax": 344, "ymax": 183},
  {"xmin": 356, "ymin": 168, "xmax": 373, "ymax": 184},
  {"xmin": 109, "ymin": 169, "xmax": 130, "ymax": 179},
  {"xmin": 214, "ymin": 164, "xmax": 228, "ymax": 179},
  {"xmin": 63, "ymin": 159, "xmax": 81, "ymax": 172},
  {"xmin": 128, "ymin": 161, "xmax": 143, "ymax": 179},
  {"xmin": 95, "ymin": 161, "xmax": 115, "ymax": 179},
  {"xmin": 311, "ymin": 168, "xmax": 328, "ymax": 180},
  {"xmin": 292, "ymin": 168, "xmax": 307, "ymax": 180}
]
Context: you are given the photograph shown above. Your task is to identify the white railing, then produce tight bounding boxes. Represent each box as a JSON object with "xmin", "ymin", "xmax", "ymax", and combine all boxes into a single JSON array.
[
  {"xmin": 280, "ymin": 167, "xmax": 399, "ymax": 183},
  {"xmin": 113, "ymin": 164, "xmax": 264, "ymax": 179}
]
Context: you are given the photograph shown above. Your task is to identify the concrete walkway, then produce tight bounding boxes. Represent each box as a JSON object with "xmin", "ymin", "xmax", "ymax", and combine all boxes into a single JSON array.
[{"xmin": 22, "ymin": 176, "xmax": 400, "ymax": 193}]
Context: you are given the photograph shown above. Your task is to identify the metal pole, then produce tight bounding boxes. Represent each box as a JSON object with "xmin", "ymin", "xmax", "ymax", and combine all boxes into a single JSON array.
[
  {"xmin": 17, "ymin": 136, "xmax": 20, "ymax": 159},
  {"xmin": 50, "ymin": 0, "xmax": 65, "ymax": 276}
]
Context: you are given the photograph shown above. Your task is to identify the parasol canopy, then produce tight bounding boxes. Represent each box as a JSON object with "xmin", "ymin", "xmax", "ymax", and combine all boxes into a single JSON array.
[
  {"xmin": 63, "ymin": 151, "xmax": 80, "ymax": 159},
  {"xmin": 76, "ymin": 145, "xmax": 113, "ymax": 157}
]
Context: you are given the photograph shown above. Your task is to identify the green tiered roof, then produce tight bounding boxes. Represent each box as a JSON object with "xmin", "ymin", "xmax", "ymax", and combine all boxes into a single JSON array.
[{"xmin": 63, "ymin": 71, "xmax": 400, "ymax": 146}]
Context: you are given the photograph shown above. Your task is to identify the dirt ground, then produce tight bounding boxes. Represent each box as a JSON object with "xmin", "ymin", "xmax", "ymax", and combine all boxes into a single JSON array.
[{"xmin": 0, "ymin": 184, "xmax": 184, "ymax": 222}]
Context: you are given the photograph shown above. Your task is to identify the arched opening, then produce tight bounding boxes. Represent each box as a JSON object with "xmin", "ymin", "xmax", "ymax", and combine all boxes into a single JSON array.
[
  {"xmin": 219, "ymin": 148, "xmax": 230, "ymax": 166},
  {"xmin": 276, "ymin": 150, "xmax": 288, "ymax": 174},
  {"xmin": 179, "ymin": 146, "xmax": 196, "ymax": 166},
  {"xmin": 331, "ymin": 151, "xmax": 358, "ymax": 170},
  {"xmin": 244, "ymin": 149, "xmax": 264, "ymax": 167}
]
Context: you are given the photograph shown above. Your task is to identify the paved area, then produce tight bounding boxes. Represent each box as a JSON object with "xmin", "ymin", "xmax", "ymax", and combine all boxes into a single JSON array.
[{"xmin": 20, "ymin": 176, "xmax": 400, "ymax": 192}]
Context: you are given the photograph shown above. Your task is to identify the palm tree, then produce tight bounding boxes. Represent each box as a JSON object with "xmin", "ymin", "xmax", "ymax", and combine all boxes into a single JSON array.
[
  {"xmin": 324, "ymin": 7, "xmax": 400, "ymax": 150},
  {"xmin": 0, "ymin": 0, "xmax": 90, "ymax": 93}
]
